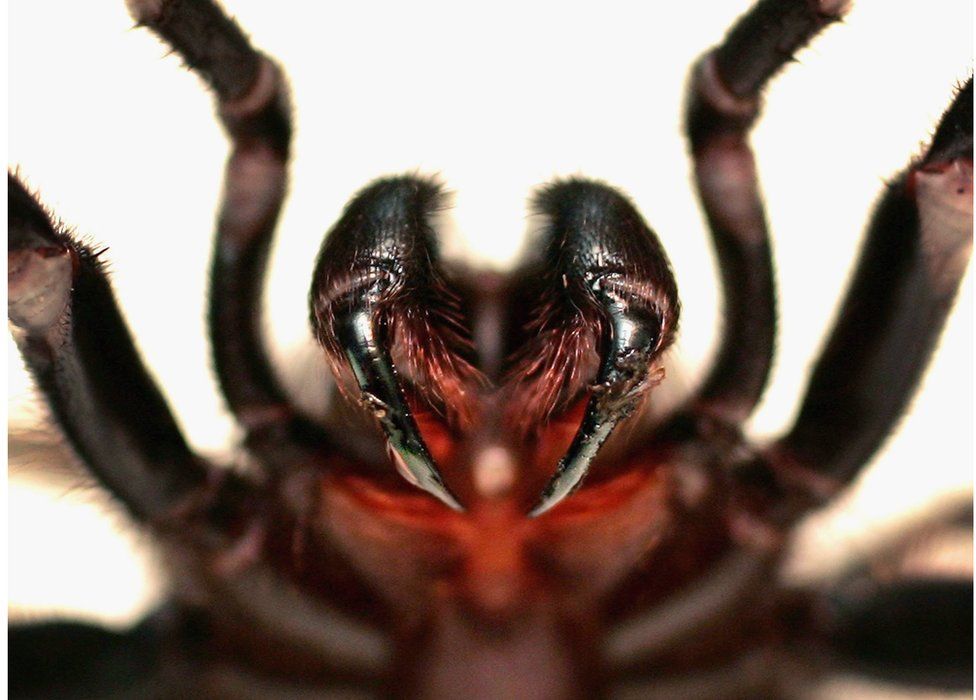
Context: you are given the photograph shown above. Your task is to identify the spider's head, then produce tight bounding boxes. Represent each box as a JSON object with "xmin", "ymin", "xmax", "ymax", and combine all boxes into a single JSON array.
[{"xmin": 310, "ymin": 176, "xmax": 679, "ymax": 519}]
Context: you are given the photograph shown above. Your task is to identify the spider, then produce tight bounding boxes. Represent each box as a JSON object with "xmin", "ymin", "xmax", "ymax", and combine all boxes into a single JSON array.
[{"xmin": 8, "ymin": 0, "xmax": 973, "ymax": 698}]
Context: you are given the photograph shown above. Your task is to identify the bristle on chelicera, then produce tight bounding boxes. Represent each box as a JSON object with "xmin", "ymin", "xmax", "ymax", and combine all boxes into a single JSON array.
[
  {"xmin": 503, "ymin": 178, "xmax": 679, "ymax": 446},
  {"xmin": 505, "ymin": 296, "xmax": 604, "ymax": 436},
  {"xmin": 311, "ymin": 175, "xmax": 483, "ymax": 433},
  {"xmin": 386, "ymin": 285, "xmax": 484, "ymax": 430},
  {"xmin": 315, "ymin": 283, "xmax": 483, "ymax": 431}
]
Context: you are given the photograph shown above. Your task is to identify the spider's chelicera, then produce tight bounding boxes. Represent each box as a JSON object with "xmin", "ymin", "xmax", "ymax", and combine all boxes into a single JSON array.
[{"xmin": 9, "ymin": 0, "xmax": 973, "ymax": 697}]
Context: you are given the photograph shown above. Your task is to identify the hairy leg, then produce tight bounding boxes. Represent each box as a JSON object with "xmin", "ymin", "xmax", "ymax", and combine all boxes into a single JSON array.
[
  {"xmin": 129, "ymin": 0, "xmax": 324, "ymax": 456},
  {"xmin": 774, "ymin": 497, "xmax": 974, "ymax": 693},
  {"xmin": 609, "ymin": 648, "xmax": 806, "ymax": 700},
  {"xmin": 812, "ymin": 577, "xmax": 973, "ymax": 690},
  {"xmin": 9, "ymin": 618, "xmax": 168, "ymax": 699},
  {"xmin": 9, "ymin": 605, "xmax": 385, "ymax": 698},
  {"xmin": 683, "ymin": 0, "xmax": 849, "ymax": 424},
  {"xmin": 763, "ymin": 79, "xmax": 973, "ymax": 509},
  {"xmin": 8, "ymin": 174, "xmax": 211, "ymax": 521}
]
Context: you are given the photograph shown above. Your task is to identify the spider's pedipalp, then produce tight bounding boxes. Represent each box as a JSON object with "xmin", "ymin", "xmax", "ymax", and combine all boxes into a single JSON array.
[
  {"xmin": 683, "ymin": 0, "xmax": 850, "ymax": 426},
  {"xmin": 605, "ymin": 548, "xmax": 775, "ymax": 668},
  {"xmin": 767, "ymin": 78, "xmax": 972, "ymax": 504},
  {"xmin": 507, "ymin": 180, "xmax": 679, "ymax": 516},
  {"xmin": 207, "ymin": 56, "xmax": 302, "ymax": 447},
  {"xmin": 7, "ymin": 173, "xmax": 211, "ymax": 521},
  {"xmin": 311, "ymin": 176, "xmax": 481, "ymax": 511},
  {"xmin": 711, "ymin": 0, "xmax": 848, "ymax": 101}
]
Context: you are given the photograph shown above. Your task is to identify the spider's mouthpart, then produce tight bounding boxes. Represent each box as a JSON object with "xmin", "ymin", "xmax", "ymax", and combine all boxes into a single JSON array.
[
  {"xmin": 504, "ymin": 180, "xmax": 679, "ymax": 516},
  {"xmin": 311, "ymin": 176, "xmax": 481, "ymax": 511},
  {"xmin": 330, "ymin": 305, "xmax": 463, "ymax": 511}
]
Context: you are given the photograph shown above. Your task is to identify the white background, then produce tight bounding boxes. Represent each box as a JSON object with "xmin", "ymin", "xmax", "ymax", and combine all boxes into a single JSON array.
[{"xmin": 8, "ymin": 1, "xmax": 973, "ymax": 691}]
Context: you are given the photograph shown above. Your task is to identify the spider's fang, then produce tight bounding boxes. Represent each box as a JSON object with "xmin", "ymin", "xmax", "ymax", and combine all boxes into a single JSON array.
[
  {"xmin": 334, "ymin": 305, "xmax": 463, "ymax": 511},
  {"xmin": 510, "ymin": 180, "xmax": 679, "ymax": 517},
  {"xmin": 311, "ymin": 176, "xmax": 478, "ymax": 511},
  {"xmin": 530, "ymin": 282, "xmax": 664, "ymax": 517}
]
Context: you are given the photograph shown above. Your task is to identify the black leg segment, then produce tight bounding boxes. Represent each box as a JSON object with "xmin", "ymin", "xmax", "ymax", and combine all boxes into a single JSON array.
[
  {"xmin": 8, "ymin": 173, "xmax": 208, "ymax": 521},
  {"xmin": 772, "ymin": 79, "xmax": 973, "ymax": 491},
  {"xmin": 683, "ymin": 0, "xmax": 849, "ymax": 424},
  {"xmin": 9, "ymin": 619, "xmax": 166, "ymax": 700},
  {"xmin": 130, "ymin": 0, "xmax": 312, "ymax": 450},
  {"xmin": 823, "ymin": 577, "xmax": 974, "ymax": 690}
]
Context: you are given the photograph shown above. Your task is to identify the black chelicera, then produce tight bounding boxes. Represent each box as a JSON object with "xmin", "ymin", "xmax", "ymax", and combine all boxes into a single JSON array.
[{"xmin": 8, "ymin": 0, "xmax": 973, "ymax": 698}]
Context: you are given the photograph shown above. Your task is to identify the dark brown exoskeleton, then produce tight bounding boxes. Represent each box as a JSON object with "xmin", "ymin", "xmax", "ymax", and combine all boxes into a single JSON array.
[{"xmin": 8, "ymin": 0, "xmax": 973, "ymax": 698}]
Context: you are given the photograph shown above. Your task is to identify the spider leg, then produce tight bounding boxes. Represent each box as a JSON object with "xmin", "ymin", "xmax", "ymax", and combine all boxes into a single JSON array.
[
  {"xmin": 8, "ymin": 173, "xmax": 214, "ymax": 520},
  {"xmin": 503, "ymin": 180, "xmax": 679, "ymax": 516},
  {"xmin": 818, "ymin": 505, "xmax": 974, "ymax": 689},
  {"xmin": 9, "ymin": 618, "xmax": 167, "ymax": 699},
  {"xmin": 310, "ymin": 177, "xmax": 482, "ymax": 510},
  {"xmin": 807, "ymin": 575, "xmax": 973, "ymax": 691},
  {"xmin": 609, "ymin": 649, "xmax": 805, "ymax": 700},
  {"xmin": 604, "ymin": 549, "xmax": 775, "ymax": 668},
  {"xmin": 9, "ymin": 605, "xmax": 385, "ymax": 698},
  {"xmin": 684, "ymin": 0, "xmax": 849, "ymax": 424},
  {"xmin": 772, "ymin": 497, "xmax": 974, "ymax": 692},
  {"xmin": 813, "ymin": 503, "xmax": 974, "ymax": 690},
  {"xmin": 759, "ymin": 79, "xmax": 973, "ymax": 508},
  {"xmin": 128, "ymin": 0, "xmax": 322, "ymax": 453}
]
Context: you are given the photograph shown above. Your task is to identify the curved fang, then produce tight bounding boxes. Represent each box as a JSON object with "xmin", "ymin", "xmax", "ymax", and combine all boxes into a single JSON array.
[
  {"xmin": 531, "ymin": 277, "xmax": 662, "ymax": 517},
  {"xmin": 334, "ymin": 304, "xmax": 463, "ymax": 511}
]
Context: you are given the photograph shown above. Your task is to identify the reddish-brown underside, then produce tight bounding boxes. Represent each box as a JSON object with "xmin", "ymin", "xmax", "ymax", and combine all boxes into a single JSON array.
[
  {"xmin": 234, "ymin": 272, "xmax": 732, "ymax": 693},
  {"xmin": 319, "ymin": 457, "xmax": 671, "ymax": 621},
  {"xmin": 314, "ymin": 446, "xmax": 674, "ymax": 694},
  {"xmin": 223, "ymin": 392, "xmax": 750, "ymax": 698}
]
